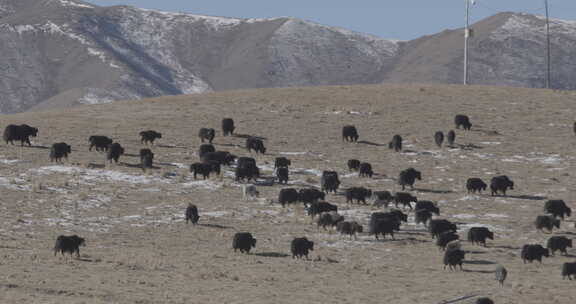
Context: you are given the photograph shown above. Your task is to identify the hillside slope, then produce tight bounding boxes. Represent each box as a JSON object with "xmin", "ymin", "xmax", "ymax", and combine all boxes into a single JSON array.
[{"xmin": 0, "ymin": 84, "xmax": 575, "ymax": 303}]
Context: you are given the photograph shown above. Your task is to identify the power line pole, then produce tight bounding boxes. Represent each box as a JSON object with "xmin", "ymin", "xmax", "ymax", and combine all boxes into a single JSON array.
[
  {"xmin": 545, "ymin": 0, "xmax": 551, "ymax": 89},
  {"xmin": 464, "ymin": 0, "xmax": 471, "ymax": 85}
]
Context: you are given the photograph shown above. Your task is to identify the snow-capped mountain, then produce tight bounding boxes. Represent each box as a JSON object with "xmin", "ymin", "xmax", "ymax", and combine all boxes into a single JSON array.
[
  {"xmin": 382, "ymin": 12, "xmax": 576, "ymax": 89},
  {"xmin": 0, "ymin": 0, "xmax": 399, "ymax": 113},
  {"xmin": 0, "ymin": 1, "xmax": 575, "ymax": 113}
]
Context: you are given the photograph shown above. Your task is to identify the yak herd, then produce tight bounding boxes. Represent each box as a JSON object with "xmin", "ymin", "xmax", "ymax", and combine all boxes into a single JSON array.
[{"xmin": 2, "ymin": 112, "xmax": 576, "ymax": 303}]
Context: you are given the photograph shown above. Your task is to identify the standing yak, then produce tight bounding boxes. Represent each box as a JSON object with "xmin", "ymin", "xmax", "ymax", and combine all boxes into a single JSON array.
[
  {"xmin": 398, "ymin": 168, "xmax": 422, "ymax": 190},
  {"xmin": 50, "ymin": 142, "xmax": 72, "ymax": 163},
  {"xmin": 3, "ymin": 124, "xmax": 38, "ymax": 146},
  {"xmin": 389, "ymin": 135, "xmax": 402, "ymax": 152},
  {"xmin": 222, "ymin": 118, "xmax": 235, "ymax": 136},
  {"xmin": 434, "ymin": 131, "xmax": 444, "ymax": 148},
  {"xmin": 446, "ymin": 130, "xmax": 456, "ymax": 146},
  {"xmin": 342, "ymin": 125, "xmax": 359, "ymax": 142}
]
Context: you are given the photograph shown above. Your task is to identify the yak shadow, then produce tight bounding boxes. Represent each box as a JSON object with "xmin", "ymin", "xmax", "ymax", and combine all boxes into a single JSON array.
[
  {"xmin": 492, "ymin": 245, "xmax": 521, "ymax": 250},
  {"xmin": 506, "ymin": 195, "xmax": 547, "ymax": 201},
  {"xmin": 465, "ymin": 250, "xmax": 488, "ymax": 254},
  {"xmin": 463, "ymin": 260, "xmax": 496, "ymax": 265},
  {"xmin": 156, "ymin": 144, "xmax": 186, "ymax": 149},
  {"xmin": 85, "ymin": 163, "xmax": 106, "ymax": 169},
  {"xmin": 457, "ymin": 143, "xmax": 484, "ymax": 150},
  {"xmin": 357, "ymin": 140, "xmax": 386, "ymax": 147},
  {"xmin": 254, "ymin": 252, "xmax": 291, "ymax": 258},
  {"xmin": 28, "ymin": 145, "xmax": 49, "ymax": 149},
  {"xmin": 233, "ymin": 134, "xmax": 267, "ymax": 140},
  {"xmin": 415, "ymin": 188, "xmax": 454, "ymax": 194},
  {"xmin": 462, "ymin": 269, "xmax": 495, "ymax": 274},
  {"xmin": 252, "ymin": 177, "xmax": 276, "ymax": 186},
  {"xmin": 217, "ymin": 143, "xmax": 242, "ymax": 148},
  {"xmin": 198, "ymin": 223, "xmax": 234, "ymax": 229}
]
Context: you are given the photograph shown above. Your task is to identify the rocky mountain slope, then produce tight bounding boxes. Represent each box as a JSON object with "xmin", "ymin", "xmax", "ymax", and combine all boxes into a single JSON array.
[{"xmin": 0, "ymin": 0, "xmax": 575, "ymax": 113}]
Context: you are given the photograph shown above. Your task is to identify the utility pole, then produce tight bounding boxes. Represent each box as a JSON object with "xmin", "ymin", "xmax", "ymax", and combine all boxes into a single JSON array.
[
  {"xmin": 545, "ymin": 0, "xmax": 551, "ymax": 89},
  {"xmin": 464, "ymin": 0, "xmax": 472, "ymax": 85}
]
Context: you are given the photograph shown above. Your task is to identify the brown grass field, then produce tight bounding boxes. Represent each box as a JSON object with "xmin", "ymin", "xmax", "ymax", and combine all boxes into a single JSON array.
[{"xmin": 0, "ymin": 84, "xmax": 575, "ymax": 304}]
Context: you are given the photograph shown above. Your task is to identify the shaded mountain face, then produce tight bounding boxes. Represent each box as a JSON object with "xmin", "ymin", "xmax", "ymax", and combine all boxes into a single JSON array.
[
  {"xmin": 0, "ymin": 0, "xmax": 398, "ymax": 113},
  {"xmin": 0, "ymin": 1, "xmax": 574, "ymax": 113}
]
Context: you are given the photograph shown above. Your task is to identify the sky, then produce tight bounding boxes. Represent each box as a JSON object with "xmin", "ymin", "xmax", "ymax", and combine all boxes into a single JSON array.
[{"xmin": 89, "ymin": 0, "xmax": 576, "ymax": 40}]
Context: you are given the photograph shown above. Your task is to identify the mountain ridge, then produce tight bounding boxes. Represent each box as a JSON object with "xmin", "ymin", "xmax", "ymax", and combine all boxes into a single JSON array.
[{"xmin": 0, "ymin": 0, "xmax": 574, "ymax": 113}]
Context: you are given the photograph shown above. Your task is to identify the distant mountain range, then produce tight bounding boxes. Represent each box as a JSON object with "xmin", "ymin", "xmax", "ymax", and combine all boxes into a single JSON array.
[{"xmin": 0, "ymin": 0, "xmax": 574, "ymax": 113}]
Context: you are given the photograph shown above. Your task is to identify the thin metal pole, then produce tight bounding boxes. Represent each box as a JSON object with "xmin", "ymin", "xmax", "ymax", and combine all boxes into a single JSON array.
[
  {"xmin": 464, "ymin": 0, "xmax": 470, "ymax": 85},
  {"xmin": 545, "ymin": 0, "xmax": 551, "ymax": 89}
]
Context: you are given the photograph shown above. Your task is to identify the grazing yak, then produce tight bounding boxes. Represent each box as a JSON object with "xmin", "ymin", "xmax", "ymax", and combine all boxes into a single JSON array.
[
  {"xmin": 235, "ymin": 162, "xmax": 260, "ymax": 182},
  {"xmin": 454, "ymin": 114, "xmax": 472, "ymax": 130},
  {"xmin": 316, "ymin": 211, "xmax": 344, "ymax": 230},
  {"xmin": 495, "ymin": 264, "xmax": 508, "ymax": 286},
  {"xmin": 291, "ymin": 237, "xmax": 314, "ymax": 259},
  {"xmin": 434, "ymin": 131, "xmax": 444, "ymax": 147},
  {"xmin": 346, "ymin": 187, "xmax": 372, "ymax": 204},
  {"xmin": 370, "ymin": 218, "xmax": 400, "ymax": 240},
  {"xmin": 546, "ymin": 236, "xmax": 572, "ymax": 256},
  {"xmin": 347, "ymin": 159, "xmax": 361, "ymax": 171},
  {"xmin": 337, "ymin": 221, "xmax": 363, "ymax": 240},
  {"xmin": 139, "ymin": 130, "xmax": 162, "ymax": 145},
  {"xmin": 54, "ymin": 235, "xmax": 85, "ymax": 258},
  {"xmin": 190, "ymin": 162, "xmax": 217, "ymax": 179},
  {"xmin": 50, "ymin": 142, "xmax": 71, "ymax": 163},
  {"xmin": 476, "ymin": 298, "xmax": 494, "ymax": 304},
  {"xmin": 521, "ymin": 244, "xmax": 549, "ymax": 263},
  {"xmin": 415, "ymin": 200, "xmax": 440, "ymax": 215},
  {"xmin": 544, "ymin": 200, "xmax": 572, "ymax": 219},
  {"xmin": 88, "ymin": 135, "xmax": 112, "ymax": 152},
  {"xmin": 398, "ymin": 168, "xmax": 421, "ymax": 190},
  {"xmin": 106, "ymin": 143, "xmax": 124, "ymax": 163},
  {"xmin": 394, "ymin": 192, "xmax": 418, "ymax": 209},
  {"xmin": 321, "ymin": 171, "xmax": 340, "ymax": 194},
  {"xmin": 535, "ymin": 215, "xmax": 560, "ymax": 233},
  {"xmin": 490, "ymin": 175, "xmax": 514, "ymax": 196},
  {"xmin": 242, "ymin": 184, "xmax": 259, "ymax": 200},
  {"xmin": 221, "ymin": 118, "xmax": 235, "ymax": 136},
  {"xmin": 198, "ymin": 128, "xmax": 215, "ymax": 143},
  {"xmin": 4, "ymin": 124, "xmax": 38, "ymax": 146},
  {"xmin": 201, "ymin": 151, "xmax": 236, "ymax": 166},
  {"xmin": 369, "ymin": 212, "xmax": 402, "ymax": 240},
  {"xmin": 437, "ymin": 231, "xmax": 459, "ymax": 251},
  {"xmin": 276, "ymin": 167, "xmax": 289, "ymax": 184},
  {"xmin": 246, "ymin": 137, "xmax": 266, "ymax": 154},
  {"xmin": 429, "ymin": 219, "xmax": 457, "ymax": 239},
  {"xmin": 298, "ymin": 188, "xmax": 325, "ymax": 205},
  {"xmin": 359, "ymin": 162, "xmax": 373, "ymax": 178},
  {"xmin": 415, "ymin": 209, "xmax": 433, "ymax": 226},
  {"xmin": 467, "ymin": 227, "xmax": 494, "ymax": 247},
  {"xmin": 198, "ymin": 144, "xmax": 216, "ymax": 158},
  {"xmin": 140, "ymin": 148, "xmax": 154, "ymax": 170},
  {"xmin": 388, "ymin": 134, "xmax": 402, "ymax": 152},
  {"xmin": 443, "ymin": 248, "xmax": 465, "ymax": 270},
  {"xmin": 233, "ymin": 232, "xmax": 256, "ymax": 254},
  {"xmin": 278, "ymin": 188, "xmax": 299, "ymax": 207},
  {"xmin": 274, "ymin": 157, "xmax": 291, "ymax": 170},
  {"xmin": 185, "ymin": 204, "xmax": 199, "ymax": 224},
  {"xmin": 307, "ymin": 202, "xmax": 337, "ymax": 218},
  {"xmin": 466, "ymin": 178, "xmax": 487, "ymax": 194},
  {"xmin": 446, "ymin": 130, "xmax": 456, "ymax": 146},
  {"xmin": 372, "ymin": 190, "xmax": 394, "ymax": 208},
  {"xmin": 562, "ymin": 262, "xmax": 576, "ymax": 280},
  {"xmin": 342, "ymin": 125, "xmax": 359, "ymax": 142}
]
